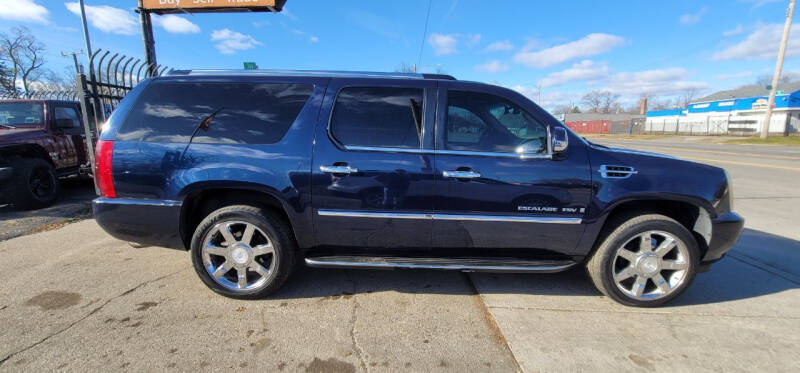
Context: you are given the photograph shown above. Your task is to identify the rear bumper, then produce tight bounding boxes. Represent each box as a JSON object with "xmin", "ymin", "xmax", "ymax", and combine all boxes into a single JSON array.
[
  {"xmin": 702, "ymin": 211, "xmax": 745, "ymax": 263},
  {"xmin": 92, "ymin": 197, "xmax": 185, "ymax": 250}
]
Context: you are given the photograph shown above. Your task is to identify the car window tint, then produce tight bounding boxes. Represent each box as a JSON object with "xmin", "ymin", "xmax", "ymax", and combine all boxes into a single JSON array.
[
  {"xmin": 0, "ymin": 102, "xmax": 44, "ymax": 127},
  {"xmin": 54, "ymin": 107, "xmax": 81, "ymax": 129},
  {"xmin": 330, "ymin": 86, "xmax": 424, "ymax": 149},
  {"xmin": 445, "ymin": 90, "xmax": 547, "ymax": 153},
  {"xmin": 117, "ymin": 82, "xmax": 313, "ymax": 144}
]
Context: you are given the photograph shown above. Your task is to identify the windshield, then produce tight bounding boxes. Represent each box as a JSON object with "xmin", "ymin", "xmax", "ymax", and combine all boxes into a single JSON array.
[{"xmin": 0, "ymin": 102, "xmax": 45, "ymax": 129}]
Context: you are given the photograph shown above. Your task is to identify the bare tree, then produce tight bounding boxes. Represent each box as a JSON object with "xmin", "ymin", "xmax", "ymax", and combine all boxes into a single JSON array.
[
  {"xmin": 756, "ymin": 73, "xmax": 794, "ymax": 87},
  {"xmin": 0, "ymin": 61, "xmax": 13, "ymax": 94},
  {"xmin": 28, "ymin": 67, "xmax": 76, "ymax": 91},
  {"xmin": 679, "ymin": 87, "xmax": 702, "ymax": 107},
  {"xmin": 580, "ymin": 90, "xmax": 620, "ymax": 113},
  {"xmin": 0, "ymin": 26, "xmax": 46, "ymax": 93},
  {"xmin": 395, "ymin": 62, "xmax": 416, "ymax": 73}
]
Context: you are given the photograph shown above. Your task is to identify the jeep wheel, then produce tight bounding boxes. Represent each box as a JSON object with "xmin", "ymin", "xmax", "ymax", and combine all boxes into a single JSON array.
[
  {"xmin": 9, "ymin": 157, "xmax": 59, "ymax": 210},
  {"xmin": 190, "ymin": 205, "xmax": 295, "ymax": 299},
  {"xmin": 586, "ymin": 214, "xmax": 699, "ymax": 307}
]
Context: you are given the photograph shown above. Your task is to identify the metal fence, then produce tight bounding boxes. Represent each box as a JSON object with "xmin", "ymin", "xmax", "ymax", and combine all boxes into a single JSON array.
[
  {"xmin": 79, "ymin": 48, "xmax": 171, "ymax": 125},
  {"xmin": 644, "ymin": 113, "xmax": 797, "ymax": 136}
]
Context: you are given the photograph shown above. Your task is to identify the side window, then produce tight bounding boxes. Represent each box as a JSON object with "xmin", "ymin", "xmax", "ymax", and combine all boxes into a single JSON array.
[
  {"xmin": 445, "ymin": 90, "xmax": 547, "ymax": 153},
  {"xmin": 330, "ymin": 86, "xmax": 424, "ymax": 149},
  {"xmin": 117, "ymin": 82, "xmax": 313, "ymax": 144},
  {"xmin": 54, "ymin": 106, "xmax": 81, "ymax": 129}
]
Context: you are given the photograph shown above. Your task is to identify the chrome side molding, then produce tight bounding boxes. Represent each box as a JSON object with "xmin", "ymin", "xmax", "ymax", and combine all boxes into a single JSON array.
[
  {"xmin": 304, "ymin": 256, "xmax": 578, "ymax": 273},
  {"xmin": 316, "ymin": 209, "xmax": 582, "ymax": 224}
]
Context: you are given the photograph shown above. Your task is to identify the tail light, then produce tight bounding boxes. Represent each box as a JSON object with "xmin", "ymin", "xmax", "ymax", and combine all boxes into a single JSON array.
[{"xmin": 95, "ymin": 140, "xmax": 116, "ymax": 198}]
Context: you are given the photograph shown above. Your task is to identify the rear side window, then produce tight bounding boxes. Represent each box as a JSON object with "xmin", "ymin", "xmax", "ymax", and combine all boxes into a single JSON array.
[
  {"xmin": 117, "ymin": 82, "xmax": 313, "ymax": 144},
  {"xmin": 54, "ymin": 106, "xmax": 81, "ymax": 129},
  {"xmin": 330, "ymin": 86, "xmax": 424, "ymax": 149}
]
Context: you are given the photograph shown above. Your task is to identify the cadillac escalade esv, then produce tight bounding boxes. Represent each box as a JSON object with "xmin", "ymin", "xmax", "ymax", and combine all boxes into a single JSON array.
[{"xmin": 92, "ymin": 70, "xmax": 744, "ymax": 307}]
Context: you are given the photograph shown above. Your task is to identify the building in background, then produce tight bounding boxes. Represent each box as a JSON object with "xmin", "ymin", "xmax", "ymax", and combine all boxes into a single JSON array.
[
  {"xmin": 646, "ymin": 90, "xmax": 800, "ymax": 136},
  {"xmin": 557, "ymin": 113, "xmax": 645, "ymax": 135}
]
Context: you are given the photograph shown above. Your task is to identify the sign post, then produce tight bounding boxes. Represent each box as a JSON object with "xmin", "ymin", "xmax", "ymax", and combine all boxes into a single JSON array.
[{"xmin": 136, "ymin": 0, "xmax": 286, "ymax": 74}]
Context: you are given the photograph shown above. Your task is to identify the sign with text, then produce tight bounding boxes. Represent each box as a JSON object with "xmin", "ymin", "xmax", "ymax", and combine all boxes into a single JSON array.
[{"xmin": 140, "ymin": 0, "xmax": 286, "ymax": 14}]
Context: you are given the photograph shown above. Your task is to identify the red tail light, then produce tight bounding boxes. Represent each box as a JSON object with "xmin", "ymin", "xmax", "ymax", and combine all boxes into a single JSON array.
[{"xmin": 95, "ymin": 140, "xmax": 116, "ymax": 198}]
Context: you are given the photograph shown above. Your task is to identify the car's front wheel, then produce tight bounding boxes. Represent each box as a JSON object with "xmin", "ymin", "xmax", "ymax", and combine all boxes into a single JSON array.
[
  {"xmin": 190, "ymin": 205, "xmax": 295, "ymax": 299},
  {"xmin": 586, "ymin": 214, "xmax": 700, "ymax": 307}
]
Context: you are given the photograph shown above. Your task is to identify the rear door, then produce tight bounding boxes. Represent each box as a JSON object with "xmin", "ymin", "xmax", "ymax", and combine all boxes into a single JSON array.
[
  {"xmin": 432, "ymin": 82, "xmax": 592, "ymax": 256},
  {"xmin": 311, "ymin": 78, "xmax": 436, "ymax": 253}
]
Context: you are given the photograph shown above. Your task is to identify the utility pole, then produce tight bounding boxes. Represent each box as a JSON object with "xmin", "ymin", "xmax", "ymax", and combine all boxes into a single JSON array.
[
  {"xmin": 761, "ymin": 0, "xmax": 795, "ymax": 138},
  {"xmin": 62, "ymin": 50, "xmax": 84, "ymax": 74},
  {"xmin": 78, "ymin": 0, "xmax": 93, "ymax": 65}
]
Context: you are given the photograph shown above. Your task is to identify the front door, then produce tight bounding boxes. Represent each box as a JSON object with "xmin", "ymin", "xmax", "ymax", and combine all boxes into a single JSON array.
[
  {"xmin": 432, "ymin": 84, "xmax": 592, "ymax": 257},
  {"xmin": 311, "ymin": 79, "xmax": 436, "ymax": 253}
]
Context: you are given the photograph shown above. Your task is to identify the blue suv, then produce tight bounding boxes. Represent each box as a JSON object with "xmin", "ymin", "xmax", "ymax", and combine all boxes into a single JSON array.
[{"xmin": 92, "ymin": 70, "xmax": 743, "ymax": 307}]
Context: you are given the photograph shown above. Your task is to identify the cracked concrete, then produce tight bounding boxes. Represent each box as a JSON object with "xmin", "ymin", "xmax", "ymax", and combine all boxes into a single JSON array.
[
  {"xmin": 467, "ymin": 138, "xmax": 800, "ymax": 372},
  {"xmin": 0, "ymin": 220, "xmax": 517, "ymax": 371}
]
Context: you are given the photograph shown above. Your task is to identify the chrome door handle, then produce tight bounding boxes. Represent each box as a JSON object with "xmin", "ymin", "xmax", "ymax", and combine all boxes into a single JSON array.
[
  {"xmin": 443, "ymin": 170, "xmax": 481, "ymax": 179},
  {"xmin": 320, "ymin": 165, "xmax": 358, "ymax": 174}
]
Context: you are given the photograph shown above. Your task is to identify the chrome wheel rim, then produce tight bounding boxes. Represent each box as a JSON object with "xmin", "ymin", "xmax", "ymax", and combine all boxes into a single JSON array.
[
  {"xmin": 201, "ymin": 220, "xmax": 277, "ymax": 292},
  {"xmin": 612, "ymin": 230, "xmax": 690, "ymax": 301}
]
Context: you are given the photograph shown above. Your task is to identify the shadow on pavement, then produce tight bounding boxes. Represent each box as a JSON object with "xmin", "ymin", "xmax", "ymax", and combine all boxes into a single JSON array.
[
  {"xmin": 264, "ymin": 228, "xmax": 799, "ymax": 306},
  {"xmin": 0, "ymin": 178, "xmax": 95, "ymax": 241}
]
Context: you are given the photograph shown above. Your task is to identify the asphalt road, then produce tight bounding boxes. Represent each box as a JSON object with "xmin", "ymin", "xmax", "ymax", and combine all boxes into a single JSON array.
[{"xmin": 1, "ymin": 138, "xmax": 798, "ymax": 372}]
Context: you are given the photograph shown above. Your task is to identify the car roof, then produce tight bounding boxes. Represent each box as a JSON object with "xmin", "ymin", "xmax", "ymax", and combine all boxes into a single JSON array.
[{"xmin": 166, "ymin": 69, "xmax": 456, "ymax": 81}]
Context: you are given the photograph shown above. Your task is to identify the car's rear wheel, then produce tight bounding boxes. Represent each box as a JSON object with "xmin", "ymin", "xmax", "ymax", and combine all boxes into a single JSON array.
[
  {"xmin": 9, "ymin": 157, "xmax": 59, "ymax": 210},
  {"xmin": 586, "ymin": 214, "xmax": 700, "ymax": 307},
  {"xmin": 190, "ymin": 205, "xmax": 295, "ymax": 299}
]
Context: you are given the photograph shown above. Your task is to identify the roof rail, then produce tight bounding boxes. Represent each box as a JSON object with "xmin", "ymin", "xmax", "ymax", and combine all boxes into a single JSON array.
[{"xmin": 166, "ymin": 69, "xmax": 456, "ymax": 80}]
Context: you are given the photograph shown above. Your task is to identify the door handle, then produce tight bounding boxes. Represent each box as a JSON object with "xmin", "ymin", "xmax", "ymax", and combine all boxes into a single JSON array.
[
  {"xmin": 442, "ymin": 170, "xmax": 481, "ymax": 179},
  {"xmin": 320, "ymin": 165, "xmax": 359, "ymax": 174}
]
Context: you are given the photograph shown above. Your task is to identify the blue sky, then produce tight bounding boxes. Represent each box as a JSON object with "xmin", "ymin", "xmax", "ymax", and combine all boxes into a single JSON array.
[{"xmin": 1, "ymin": 0, "xmax": 799, "ymax": 111}]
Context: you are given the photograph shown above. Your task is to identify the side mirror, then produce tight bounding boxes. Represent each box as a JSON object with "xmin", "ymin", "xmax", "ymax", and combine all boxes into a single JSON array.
[
  {"xmin": 551, "ymin": 127, "xmax": 568, "ymax": 153},
  {"xmin": 515, "ymin": 138, "xmax": 545, "ymax": 155}
]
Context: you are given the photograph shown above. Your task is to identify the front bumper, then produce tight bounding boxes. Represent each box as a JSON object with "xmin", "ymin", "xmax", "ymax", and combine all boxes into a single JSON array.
[
  {"xmin": 702, "ymin": 211, "xmax": 745, "ymax": 263},
  {"xmin": 92, "ymin": 197, "xmax": 185, "ymax": 250}
]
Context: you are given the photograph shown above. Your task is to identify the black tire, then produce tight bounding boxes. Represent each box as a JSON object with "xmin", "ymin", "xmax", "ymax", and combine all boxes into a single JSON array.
[
  {"xmin": 8, "ymin": 157, "xmax": 60, "ymax": 210},
  {"xmin": 586, "ymin": 214, "xmax": 700, "ymax": 307},
  {"xmin": 190, "ymin": 205, "xmax": 296, "ymax": 299}
]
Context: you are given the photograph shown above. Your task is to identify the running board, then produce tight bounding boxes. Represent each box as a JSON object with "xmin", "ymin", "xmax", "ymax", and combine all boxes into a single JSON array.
[{"xmin": 304, "ymin": 256, "xmax": 577, "ymax": 273}]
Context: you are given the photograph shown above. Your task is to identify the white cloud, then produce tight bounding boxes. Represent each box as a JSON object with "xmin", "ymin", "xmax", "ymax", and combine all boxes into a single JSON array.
[
  {"xmin": 679, "ymin": 7, "xmax": 708, "ymax": 25},
  {"xmin": 65, "ymin": 2, "xmax": 137, "ymax": 35},
  {"xmin": 465, "ymin": 33, "xmax": 482, "ymax": 48},
  {"xmin": 604, "ymin": 68, "xmax": 708, "ymax": 96},
  {"xmin": 309, "ymin": 35, "xmax": 319, "ymax": 43},
  {"xmin": 484, "ymin": 40, "xmax": 514, "ymax": 52},
  {"xmin": 714, "ymin": 71, "xmax": 752, "ymax": 80},
  {"xmin": 739, "ymin": 0, "xmax": 782, "ymax": 8},
  {"xmin": 723, "ymin": 24, "xmax": 746, "ymax": 37},
  {"xmin": 511, "ymin": 85, "xmax": 581, "ymax": 109},
  {"xmin": 513, "ymin": 33, "xmax": 624, "ymax": 68},
  {"xmin": 0, "ymin": 0, "xmax": 48, "ymax": 23},
  {"xmin": 281, "ymin": 7, "xmax": 298, "ymax": 21},
  {"xmin": 713, "ymin": 23, "xmax": 800, "ymax": 60},
  {"xmin": 428, "ymin": 33, "xmax": 458, "ymax": 55},
  {"xmin": 475, "ymin": 60, "xmax": 508, "ymax": 73},
  {"xmin": 152, "ymin": 15, "xmax": 200, "ymax": 34},
  {"xmin": 211, "ymin": 29, "xmax": 262, "ymax": 54},
  {"xmin": 540, "ymin": 60, "xmax": 610, "ymax": 87}
]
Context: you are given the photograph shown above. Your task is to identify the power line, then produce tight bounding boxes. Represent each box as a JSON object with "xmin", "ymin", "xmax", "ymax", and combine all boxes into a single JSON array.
[{"xmin": 416, "ymin": 0, "xmax": 432, "ymax": 72}]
